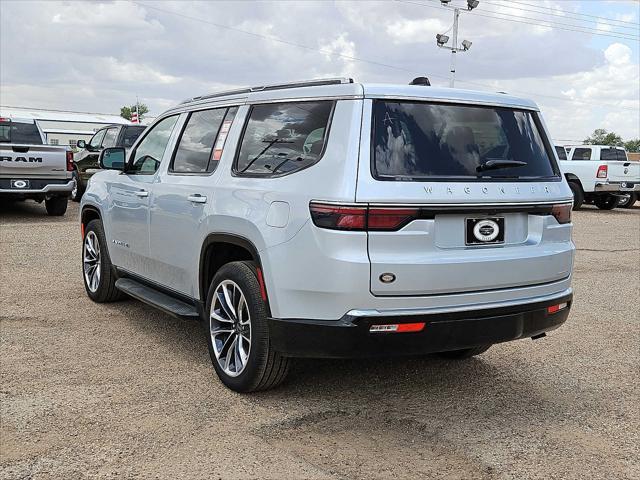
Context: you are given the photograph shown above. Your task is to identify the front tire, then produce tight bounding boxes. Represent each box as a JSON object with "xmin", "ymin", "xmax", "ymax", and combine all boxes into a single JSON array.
[
  {"xmin": 568, "ymin": 181, "xmax": 584, "ymax": 210},
  {"xmin": 206, "ymin": 261, "xmax": 290, "ymax": 392},
  {"xmin": 82, "ymin": 220, "xmax": 125, "ymax": 302},
  {"xmin": 70, "ymin": 171, "xmax": 84, "ymax": 202},
  {"xmin": 618, "ymin": 192, "xmax": 637, "ymax": 209},
  {"xmin": 595, "ymin": 194, "xmax": 618, "ymax": 210},
  {"xmin": 437, "ymin": 345, "xmax": 492, "ymax": 359},
  {"xmin": 45, "ymin": 196, "xmax": 68, "ymax": 216}
]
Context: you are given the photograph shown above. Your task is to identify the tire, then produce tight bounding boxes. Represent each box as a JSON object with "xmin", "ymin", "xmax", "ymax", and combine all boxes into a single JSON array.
[
  {"xmin": 70, "ymin": 171, "xmax": 84, "ymax": 202},
  {"xmin": 45, "ymin": 196, "xmax": 68, "ymax": 216},
  {"xmin": 618, "ymin": 192, "xmax": 637, "ymax": 209},
  {"xmin": 205, "ymin": 261, "xmax": 290, "ymax": 392},
  {"xmin": 437, "ymin": 344, "xmax": 492, "ymax": 359},
  {"xmin": 568, "ymin": 181, "xmax": 584, "ymax": 210},
  {"xmin": 594, "ymin": 194, "xmax": 618, "ymax": 210},
  {"xmin": 82, "ymin": 219, "xmax": 125, "ymax": 302}
]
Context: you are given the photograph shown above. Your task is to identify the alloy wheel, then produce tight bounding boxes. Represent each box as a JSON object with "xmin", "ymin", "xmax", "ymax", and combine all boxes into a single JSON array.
[
  {"xmin": 83, "ymin": 231, "xmax": 101, "ymax": 292},
  {"xmin": 210, "ymin": 280, "xmax": 252, "ymax": 377}
]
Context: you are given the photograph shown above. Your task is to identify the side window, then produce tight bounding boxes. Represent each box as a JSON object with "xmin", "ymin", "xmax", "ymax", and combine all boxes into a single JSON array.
[
  {"xmin": 234, "ymin": 101, "xmax": 334, "ymax": 177},
  {"xmin": 101, "ymin": 128, "xmax": 119, "ymax": 148},
  {"xmin": 89, "ymin": 130, "xmax": 106, "ymax": 149},
  {"xmin": 121, "ymin": 126, "xmax": 146, "ymax": 148},
  {"xmin": 572, "ymin": 148, "xmax": 592, "ymax": 160},
  {"xmin": 555, "ymin": 146, "xmax": 567, "ymax": 160},
  {"xmin": 600, "ymin": 148, "xmax": 627, "ymax": 161},
  {"xmin": 128, "ymin": 116, "xmax": 179, "ymax": 175},
  {"xmin": 171, "ymin": 107, "xmax": 237, "ymax": 174}
]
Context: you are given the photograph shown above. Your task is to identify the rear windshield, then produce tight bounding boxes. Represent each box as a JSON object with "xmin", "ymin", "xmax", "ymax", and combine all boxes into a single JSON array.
[
  {"xmin": 599, "ymin": 147, "xmax": 627, "ymax": 161},
  {"xmin": 0, "ymin": 120, "xmax": 43, "ymax": 145},
  {"xmin": 121, "ymin": 126, "xmax": 146, "ymax": 148},
  {"xmin": 372, "ymin": 101, "xmax": 557, "ymax": 180},
  {"xmin": 555, "ymin": 146, "xmax": 567, "ymax": 160}
]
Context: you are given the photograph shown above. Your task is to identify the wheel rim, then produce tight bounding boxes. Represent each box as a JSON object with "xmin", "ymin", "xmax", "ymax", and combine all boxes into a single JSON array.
[
  {"xmin": 210, "ymin": 280, "xmax": 251, "ymax": 377},
  {"xmin": 83, "ymin": 231, "xmax": 101, "ymax": 293},
  {"xmin": 71, "ymin": 173, "xmax": 78, "ymax": 199}
]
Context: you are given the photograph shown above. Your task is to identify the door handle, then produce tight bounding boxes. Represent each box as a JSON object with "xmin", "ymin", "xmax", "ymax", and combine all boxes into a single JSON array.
[
  {"xmin": 188, "ymin": 194, "xmax": 207, "ymax": 204},
  {"xmin": 134, "ymin": 190, "xmax": 149, "ymax": 197}
]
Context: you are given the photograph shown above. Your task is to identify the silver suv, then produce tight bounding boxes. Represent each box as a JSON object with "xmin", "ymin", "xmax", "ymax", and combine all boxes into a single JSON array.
[{"xmin": 80, "ymin": 78, "xmax": 575, "ymax": 392}]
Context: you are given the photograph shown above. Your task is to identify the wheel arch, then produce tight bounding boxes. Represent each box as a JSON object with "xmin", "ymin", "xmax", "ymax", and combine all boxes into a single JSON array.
[
  {"xmin": 199, "ymin": 233, "xmax": 265, "ymax": 304},
  {"xmin": 81, "ymin": 204, "xmax": 102, "ymax": 227},
  {"xmin": 564, "ymin": 173, "xmax": 583, "ymax": 190}
]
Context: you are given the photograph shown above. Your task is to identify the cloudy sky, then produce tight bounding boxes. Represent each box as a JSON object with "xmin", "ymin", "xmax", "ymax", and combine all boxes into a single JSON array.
[{"xmin": 1, "ymin": 0, "xmax": 638, "ymax": 142}]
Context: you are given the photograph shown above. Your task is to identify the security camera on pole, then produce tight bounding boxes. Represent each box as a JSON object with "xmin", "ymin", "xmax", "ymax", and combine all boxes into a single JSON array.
[{"xmin": 436, "ymin": 0, "xmax": 478, "ymax": 88}]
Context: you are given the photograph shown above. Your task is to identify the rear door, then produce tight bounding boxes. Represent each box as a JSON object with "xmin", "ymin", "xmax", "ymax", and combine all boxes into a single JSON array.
[
  {"xmin": 599, "ymin": 147, "xmax": 640, "ymax": 186},
  {"xmin": 357, "ymin": 99, "xmax": 573, "ymax": 296}
]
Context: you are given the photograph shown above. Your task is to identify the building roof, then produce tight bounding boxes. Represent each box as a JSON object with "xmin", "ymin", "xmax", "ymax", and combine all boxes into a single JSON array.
[{"xmin": 0, "ymin": 106, "xmax": 131, "ymax": 125}]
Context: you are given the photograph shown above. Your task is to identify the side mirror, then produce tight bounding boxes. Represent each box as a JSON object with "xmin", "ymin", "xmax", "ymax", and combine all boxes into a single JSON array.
[
  {"xmin": 77, "ymin": 139, "xmax": 86, "ymax": 149},
  {"xmin": 99, "ymin": 147, "xmax": 126, "ymax": 170}
]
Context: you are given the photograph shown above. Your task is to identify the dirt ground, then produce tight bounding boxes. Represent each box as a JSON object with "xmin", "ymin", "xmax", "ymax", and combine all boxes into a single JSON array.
[{"xmin": 1, "ymin": 200, "xmax": 638, "ymax": 480}]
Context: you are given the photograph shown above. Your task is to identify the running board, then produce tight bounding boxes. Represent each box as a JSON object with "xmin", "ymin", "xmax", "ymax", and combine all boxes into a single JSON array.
[{"xmin": 115, "ymin": 278, "xmax": 200, "ymax": 320}]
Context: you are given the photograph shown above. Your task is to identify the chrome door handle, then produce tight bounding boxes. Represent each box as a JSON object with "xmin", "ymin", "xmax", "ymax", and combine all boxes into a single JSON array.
[
  {"xmin": 135, "ymin": 190, "xmax": 149, "ymax": 197},
  {"xmin": 188, "ymin": 194, "xmax": 207, "ymax": 204}
]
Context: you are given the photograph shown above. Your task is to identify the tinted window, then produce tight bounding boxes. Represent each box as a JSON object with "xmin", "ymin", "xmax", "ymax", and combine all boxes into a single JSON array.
[
  {"xmin": 572, "ymin": 148, "xmax": 592, "ymax": 160},
  {"xmin": 129, "ymin": 116, "xmax": 178, "ymax": 174},
  {"xmin": 0, "ymin": 120, "xmax": 43, "ymax": 144},
  {"xmin": 373, "ymin": 102, "xmax": 556, "ymax": 180},
  {"xmin": 172, "ymin": 109, "xmax": 225, "ymax": 173},
  {"xmin": 235, "ymin": 101, "xmax": 333, "ymax": 176},
  {"xmin": 89, "ymin": 130, "xmax": 106, "ymax": 149},
  {"xmin": 555, "ymin": 146, "xmax": 567, "ymax": 160},
  {"xmin": 121, "ymin": 126, "xmax": 146, "ymax": 148},
  {"xmin": 102, "ymin": 128, "xmax": 119, "ymax": 148},
  {"xmin": 599, "ymin": 147, "xmax": 627, "ymax": 161}
]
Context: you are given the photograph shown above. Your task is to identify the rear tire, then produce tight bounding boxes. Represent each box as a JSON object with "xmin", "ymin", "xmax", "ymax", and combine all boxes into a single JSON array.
[
  {"xmin": 82, "ymin": 220, "xmax": 125, "ymax": 302},
  {"xmin": 618, "ymin": 192, "xmax": 637, "ymax": 209},
  {"xmin": 594, "ymin": 195, "xmax": 618, "ymax": 210},
  {"xmin": 205, "ymin": 261, "xmax": 290, "ymax": 392},
  {"xmin": 45, "ymin": 196, "xmax": 68, "ymax": 216},
  {"xmin": 568, "ymin": 182, "xmax": 584, "ymax": 210},
  {"xmin": 437, "ymin": 345, "xmax": 492, "ymax": 359}
]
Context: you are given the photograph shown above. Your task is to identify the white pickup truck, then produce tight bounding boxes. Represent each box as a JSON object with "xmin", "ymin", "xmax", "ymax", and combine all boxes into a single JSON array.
[
  {"xmin": 556, "ymin": 145, "xmax": 639, "ymax": 210},
  {"xmin": 0, "ymin": 117, "xmax": 74, "ymax": 215}
]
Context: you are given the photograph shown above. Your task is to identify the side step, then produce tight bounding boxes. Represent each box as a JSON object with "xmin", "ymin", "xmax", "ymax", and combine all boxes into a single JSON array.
[{"xmin": 115, "ymin": 278, "xmax": 200, "ymax": 320}]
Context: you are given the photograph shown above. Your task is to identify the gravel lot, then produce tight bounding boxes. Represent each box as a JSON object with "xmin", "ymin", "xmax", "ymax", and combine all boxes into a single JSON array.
[{"xmin": 1, "ymin": 200, "xmax": 638, "ymax": 480}]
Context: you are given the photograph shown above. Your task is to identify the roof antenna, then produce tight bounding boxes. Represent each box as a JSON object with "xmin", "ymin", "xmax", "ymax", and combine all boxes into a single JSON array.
[{"xmin": 410, "ymin": 77, "xmax": 431, "ymax": 86}]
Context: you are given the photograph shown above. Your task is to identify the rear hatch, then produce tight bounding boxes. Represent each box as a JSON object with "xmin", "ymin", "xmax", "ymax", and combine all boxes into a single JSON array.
[
  {"xmin": 357, "ymin": 99, "xmax": 573, "ymax": 296},
  {"xmin": 599, "ymin": 147, "xmax": 640, "ymax": 186}
]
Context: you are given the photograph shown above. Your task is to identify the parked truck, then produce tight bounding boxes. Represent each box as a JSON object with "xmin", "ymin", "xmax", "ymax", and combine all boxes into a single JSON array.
[
  {"xmin": 0, "ymin": 117, "xmax": 74, "ymax": 215},
  {"xmin": 559, "ymin": 145, "xmax": 639, "ymax": 210}
]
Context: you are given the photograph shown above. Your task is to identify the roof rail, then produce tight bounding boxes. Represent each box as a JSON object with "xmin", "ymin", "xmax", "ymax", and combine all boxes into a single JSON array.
[{"xmin": 180, "ymin": 78, "xmax": 354, "ymax": 105}]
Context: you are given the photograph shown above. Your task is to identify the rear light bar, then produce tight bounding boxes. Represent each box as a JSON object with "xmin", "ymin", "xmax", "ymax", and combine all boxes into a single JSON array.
[
  {"xmin": 596, "ymin": 164, "xmax": 608, "ymax": 179},
  {"xmin": 66, "ymin": 150, "xmax": 74, "ymax": 172},
  {"xmin": 370, "ymin": 322, "xmax": 425, "ymax": 333},
  {"xmin": 547, "ymin": 302, "xmax": 568, "ymax": 314}
]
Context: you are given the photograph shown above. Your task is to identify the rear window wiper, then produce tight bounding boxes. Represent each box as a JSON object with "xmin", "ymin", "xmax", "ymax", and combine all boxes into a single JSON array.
[{"xmin": 476, "ymin": 159, "xmax": 527, "ymax": 172}]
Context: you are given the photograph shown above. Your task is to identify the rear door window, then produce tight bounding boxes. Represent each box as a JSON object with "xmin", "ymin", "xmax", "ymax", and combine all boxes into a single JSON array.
[
  {"xmin": 555, "ymin": 146, "xmax": 567, "ymax": 160},
  {"xmin": 372, "ymin": 101, "xmax": 558, "ymax": 180},
  {"xmin": 171, "ymin": 107, "xmax": 237, "ymax": 174},
  {"xmin": 571, "ymin": 148, "xmax": 592, "ymax": 160},
  {"xmin": 234, "ymin": 101, "xmax": 334, "ymax": 177}
]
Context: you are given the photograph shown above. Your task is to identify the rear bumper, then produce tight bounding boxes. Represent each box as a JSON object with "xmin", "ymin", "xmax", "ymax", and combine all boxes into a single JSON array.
[
  {"xmin": 0, "ymin": 180, "xmax": 74, "ymax": 195},
  {"xmin": 594, "ymin": 182, "xmax": 640, "ymax": 192},
  {"xmin": 268, "ymin": 292, "xmax": 572, "ymax": 358}
]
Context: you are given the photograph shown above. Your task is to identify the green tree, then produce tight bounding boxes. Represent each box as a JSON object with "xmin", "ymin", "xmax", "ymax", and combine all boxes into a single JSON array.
[
  {"xmin": 120, "ymin": 104, "xmax": 149, "ymax": 121},
  {"xmin": 583, "ymin": 128, "xmax": 623, "ymax": 146},
  {"xmin": 623, "ymin": 139, "xmax": 640, "ymax": 153}
]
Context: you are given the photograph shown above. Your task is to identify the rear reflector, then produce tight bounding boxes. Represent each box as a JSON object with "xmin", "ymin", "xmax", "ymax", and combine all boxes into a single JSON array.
[
  {"xmin": 596, "ymin": 164, "xmax": 608, "ymax": 179},
  {"xmin": 547, "ymin": 302, "xmax": 568, "ymax": 314},
  {"xmin": 370, "ymin": 322, "xmax": 425, "ymax": 333}
]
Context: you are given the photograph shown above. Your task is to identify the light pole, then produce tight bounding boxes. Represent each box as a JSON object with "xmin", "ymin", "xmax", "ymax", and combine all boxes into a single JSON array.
[{"xmin": 436, "ymin": 0, "xmax": 478, "ymax": 88}]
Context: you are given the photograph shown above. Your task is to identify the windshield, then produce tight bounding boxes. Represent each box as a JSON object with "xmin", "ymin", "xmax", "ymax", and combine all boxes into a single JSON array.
[{"xmin": 373, "ymin": 101, "xmax": 558, "ymax": 180}]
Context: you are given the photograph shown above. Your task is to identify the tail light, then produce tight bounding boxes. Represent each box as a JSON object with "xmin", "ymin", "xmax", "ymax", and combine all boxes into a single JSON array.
[
  {"xmin": 66, "ymin": 150, "xmax": 74, "ymax": 171},
  {"xmin": 551, "ymin": 203, "xmax": 572, "ymax": 224},
  {"xmin": 309, "ymin": 203, "xmax": 421, "ymax": 231},
  {"xmin": 596, "ymin": 164, "xmax": 608, "ymax": 179}
]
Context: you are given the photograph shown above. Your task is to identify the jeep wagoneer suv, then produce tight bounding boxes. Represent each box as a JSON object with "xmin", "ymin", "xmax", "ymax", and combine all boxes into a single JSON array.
[{"xmin": 80, "ymin": 78, "xmax": 574, "ymax": 392}]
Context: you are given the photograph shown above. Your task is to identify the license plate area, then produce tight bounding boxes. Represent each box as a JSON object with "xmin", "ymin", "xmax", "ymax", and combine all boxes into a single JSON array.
[
  {"xmin": 10, "ymin": 179, "xmax": 30, "ymax": 189},
  {"xmin": 465, "ymin": 217, "xmax": 505, "ymax": 245}
]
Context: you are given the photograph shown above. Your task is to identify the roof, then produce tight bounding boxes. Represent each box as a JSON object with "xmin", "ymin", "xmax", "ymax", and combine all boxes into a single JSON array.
[
  {"xmin": 168, "ymin": 78, "xmax": 539, "ymax": 115},
  {"xmin": 0, "ymin": 106, "xmax": 131, "ymax": 125},
  {"xmin": 564, "ymin": 144, "xmax": 626, "ymax": 149}
]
